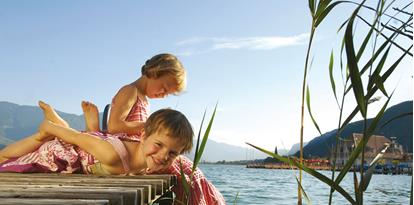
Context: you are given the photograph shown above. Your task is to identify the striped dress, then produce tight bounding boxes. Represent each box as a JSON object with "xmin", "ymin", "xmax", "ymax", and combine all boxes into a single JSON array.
[
  {"xmin": 0, "ymin": 96, "xmax": 226, "ymax": 204},
  {"xmin": 121, "ymin": 96, "xmax": 226, "ymax": 205}
]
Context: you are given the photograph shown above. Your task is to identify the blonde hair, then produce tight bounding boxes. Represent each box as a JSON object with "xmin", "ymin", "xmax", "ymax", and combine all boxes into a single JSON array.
[
  {"xmin": 144, "ymin": 108, "xmax": 193, "ymax": 154},
  {"xmin": 141, "ymin": 53, "xmax": 186, "ymax": 93}
]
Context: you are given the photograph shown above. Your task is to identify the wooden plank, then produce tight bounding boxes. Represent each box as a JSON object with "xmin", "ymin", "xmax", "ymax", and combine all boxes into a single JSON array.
[
  {"xmin": 0, "ymin": 186, "xmax": 142, "ymax": 205},
  {"xmin": 0, "ymin": 176, "xmax": 163, "ymax": 196},
  {"xmin": 0, "ymin": 173, "xmax": 167, "ymax": 195},
  {"xmin": 0, "ymin": 173, "xmax": 173, "ymax": 189},
  {"xmin": 0, "ymin": 173, "xmax": 176, "ymax": 204},
  {"xmin": 0, "ymin": 180, "xmax": 153, "ymax": 203},
  {"xmin": 0, "ymin": 198, "xmax": 110, "ymax": 205}
]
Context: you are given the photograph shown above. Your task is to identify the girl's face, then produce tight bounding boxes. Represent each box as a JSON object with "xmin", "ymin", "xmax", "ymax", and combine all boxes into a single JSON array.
[
  {"xmin": 141, "ymin": 129, "xmax": 184, "ymax": 172},
  {"xmin": 146, "ymin": 75, "xmax": 178, "ymax": 99}
]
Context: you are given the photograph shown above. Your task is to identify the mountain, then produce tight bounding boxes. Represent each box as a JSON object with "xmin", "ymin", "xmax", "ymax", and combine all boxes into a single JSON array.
[
  {"xmin": 0, "ymin": 101, "xmax": 272, "ymax": 162},
  {"xmin": 296, "ymin": 101, "xmax": 413, "ymax": 158},
  {"xmin": 287, "ymin": 142, "xmax": 308, "ymax": 156},
  {"xmin": 186, "ymin": 140, "xmax": 282, "ymax": 162}
]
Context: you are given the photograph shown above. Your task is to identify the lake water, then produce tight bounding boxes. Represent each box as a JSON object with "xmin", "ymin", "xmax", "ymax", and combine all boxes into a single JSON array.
[{"xmin": 199, "ymin": 164, "xmax": 412, "ymax": 205}]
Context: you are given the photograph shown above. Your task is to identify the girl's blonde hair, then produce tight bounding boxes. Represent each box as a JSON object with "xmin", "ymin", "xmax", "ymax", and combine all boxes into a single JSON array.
[{"xmin": 141, "ymin": 53, "xmax": 186, "ymax": 93}]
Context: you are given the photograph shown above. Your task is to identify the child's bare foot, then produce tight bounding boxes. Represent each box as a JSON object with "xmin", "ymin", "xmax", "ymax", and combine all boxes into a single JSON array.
[
  {"xmin": 38, "ymin": 101, "xmax": 70, "ymax": 128},
  {"xmin": 36, "ymin": 120, "xmax": 55, "ymax": 142},
  {"xmin": 81, "ymin": 101, "xmax": 100, "ymax": 132}
]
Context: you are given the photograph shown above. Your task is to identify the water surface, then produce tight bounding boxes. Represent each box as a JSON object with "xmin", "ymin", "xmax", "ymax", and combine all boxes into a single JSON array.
[{"xmin": 200, "ymin": 164, "xmax": 412, "ymax": 205}]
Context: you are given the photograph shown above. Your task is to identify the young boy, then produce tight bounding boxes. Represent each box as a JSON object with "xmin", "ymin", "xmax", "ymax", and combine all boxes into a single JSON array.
[{"xmin": 0, "ymin": 101, "xmax": 193, "ymax": 175}]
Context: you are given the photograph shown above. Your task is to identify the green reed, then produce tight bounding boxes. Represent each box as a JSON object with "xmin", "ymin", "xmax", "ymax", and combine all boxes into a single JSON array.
[{"xmin": 248, "ymin": 0, "xmax": 412, "ymax": 204}]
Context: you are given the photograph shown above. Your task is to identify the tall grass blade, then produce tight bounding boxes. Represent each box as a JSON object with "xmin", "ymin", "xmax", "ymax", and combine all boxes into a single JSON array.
[
  {"xmin": 306, "ymin": 86, "xmax": 322, "ymax": 135},
  {"xmin": 344, "ymin": 1, "xmax": 367, "ymax": 118},
  {"xmin": 353, "ymin": 171, "xmax": 359, "ymax": 202},
  {"xmin": 192, "ymin": 109, "xmax": 207, "ymax": 173},
  {"xmin": 233, "ymin": 192, "xmax": 239, "ymax": 205},
  {"xmin": 315, "ymin": 1, "xmax": 347, "ymax": 27},
  {"xmin": 179, "ymin": 159, "xmax": 190, "ymax": 197},
  {"xmin": 368, "ymin": 46, "xmax": 391, "ymax": 96},
  {"xmin": 308, "ymin": 0, "xmax": 316, "ymax": 15},
  {"xmin": 328, "ymin": 50, "xmax": 339, "ymax": 107},
  {"xmin": 360, "ymin": 144, "xmax": 389, "ymax": 191},
  {"xmin": 193, "ymin": 102, "xmax": 218, "ymax": 169},
  {"xmin": 335, "ymin": 96, "xmax": 391, "ymax": 185},
  {"xmin": 246, "ymin": 143, "xmax": 356, "ymax": 204},
  {"xmin": 295, "ymin": 176, "xmax": 312, "ymax": 205}
]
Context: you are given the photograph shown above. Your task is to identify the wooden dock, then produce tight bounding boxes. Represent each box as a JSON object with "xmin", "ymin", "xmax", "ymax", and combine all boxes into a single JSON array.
[{"xmin": 0, "ymin": 173, "xmax": 177, "ymax": 205}]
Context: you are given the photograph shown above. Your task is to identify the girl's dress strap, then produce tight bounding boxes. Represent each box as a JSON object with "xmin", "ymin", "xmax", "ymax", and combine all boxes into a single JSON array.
[{"xmin": 106, "ymin": 137, "xmax": 130, "ymax": 173}]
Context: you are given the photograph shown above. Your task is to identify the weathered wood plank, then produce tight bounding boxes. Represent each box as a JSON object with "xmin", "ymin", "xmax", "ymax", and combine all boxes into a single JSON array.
[
  {"xmin": 0, "ymin": 186, "xmax": 142, "ymax": 205},
  {"xmin": 0, "ymin": 198, "xmax": 110, "ymax": 205},
  {"xmin": 0, "ymin": 173, "xmax": 176, "ymax": 205},
  {"xmin": 0, "ymin": 173, "xmax": 169, "ymax": 195},
  {"xmin": 0, "ymin": 179, "xmax": 152, "ymax": 203}
]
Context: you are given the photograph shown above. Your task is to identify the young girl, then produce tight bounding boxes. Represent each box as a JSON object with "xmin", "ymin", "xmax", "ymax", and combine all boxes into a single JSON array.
[
  {"xmin": 105, "ymin": 53, "xmax": 187, "ymax": 140},
  {"xmin": 0, "ymin": 101, "xmax": 193, "ymax": 175}
]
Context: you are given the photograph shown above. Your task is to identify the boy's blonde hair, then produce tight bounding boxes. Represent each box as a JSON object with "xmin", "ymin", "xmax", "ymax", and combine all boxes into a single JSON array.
[
  {"xmin": 144, "ymin": 108, "xmax": 193, "ymax": 154},
  {"xmin": 141, "ymin": 53, "xmax": 186, "ymax": 93}
]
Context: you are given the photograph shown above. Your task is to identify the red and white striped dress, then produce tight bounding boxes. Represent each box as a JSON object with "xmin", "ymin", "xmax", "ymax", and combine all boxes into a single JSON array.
[
  {"xmin": 0, "ymin": 96, "xmax": 226, "ymax": 204},
  {"xmin": 122, "ymin": 96, "xmax": 226, "ymax": 205}
]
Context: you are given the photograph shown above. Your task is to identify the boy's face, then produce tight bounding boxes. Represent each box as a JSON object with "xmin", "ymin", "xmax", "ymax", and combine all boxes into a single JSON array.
[
  {"xmin": 141, "ymin": 129, "xmax": 184, "ymax": 172},
  {"xmin": 146, "ymin": 75, "xmax": 178, "ymax": 99}
]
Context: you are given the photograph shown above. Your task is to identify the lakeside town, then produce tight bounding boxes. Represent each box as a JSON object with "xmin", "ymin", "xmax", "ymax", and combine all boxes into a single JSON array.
[{"xmin": 210, "ymin": 133, "xmax": 413, "ymax": 175}]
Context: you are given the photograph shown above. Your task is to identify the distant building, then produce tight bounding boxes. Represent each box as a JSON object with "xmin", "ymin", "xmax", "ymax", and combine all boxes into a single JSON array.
[{"xmin": 332, "ymin": 133, "xmax": 405, "ymax": 167}]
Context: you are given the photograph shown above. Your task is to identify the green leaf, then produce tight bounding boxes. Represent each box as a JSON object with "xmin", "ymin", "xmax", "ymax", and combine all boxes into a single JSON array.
[
  {"xmin": 308, "ymin": 0, "xmax": 316, "ymax": 15},
  {"xmin": 328, "ymin": 50, "xmax": 339, "ymax": 106},
  {"xmin": 246, "ymin": 143, "xmax": 356, "ymax": 204},
  {"xmin": 179, "ymin": 159, "xmax": 190, "ymax": 197},
  {"xmin": 315, "ymin": 1, "xmax": 346, "ymax": 27},
  {"xmin": 193, "ymin": 102, "xmax": 218, "ymax": 170},
  {"xmin": 360, "ymin": 144, "xmax": 389, "ymax": 191},
  {"xmin": 306, "ymin": 85, "xmax": 322, "ymax": 135},
  {"xmin": 344, "ymin": 1, "xmax": 366, "ymax": 117},
  {"xmin": 372, "ymin": 46, "xmax": 391, "ymax": 97},
  {"xmin": 335, "ymin": 97, "xmax": 391, "ymax": 185},
  {"xmin": 192, "ymin": 109, "xmax": 206, "ymax": 172},
  {"xmin": 295, "ymin": 176, "xmax": 312, "ymax": 205},
  {"xmin": 353, "ymin": 171, "xmax": 359, "ymax": 203},
  {"xmin": 233, "ymin": 192, "xmax": 239, "ymax": 205}
]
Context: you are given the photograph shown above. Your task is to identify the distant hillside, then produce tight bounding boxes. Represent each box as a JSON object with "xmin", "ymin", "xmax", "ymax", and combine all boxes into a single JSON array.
[
  {"xmin": 296, "ymin": 101, "xmax": 413, "ymax": 158},
  {"xmin": 186, "ymin": 140, "xmax": 281, "ymax": 162},
  {"xmin": 0, "ymin": 101, "xmax": 272, "ymax": 162}
]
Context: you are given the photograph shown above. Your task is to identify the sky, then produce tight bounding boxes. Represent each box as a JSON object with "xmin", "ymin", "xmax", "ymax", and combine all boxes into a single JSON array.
[{"xmin": 0, "ymin": 1, "xmax": 412, "ymax": 153}]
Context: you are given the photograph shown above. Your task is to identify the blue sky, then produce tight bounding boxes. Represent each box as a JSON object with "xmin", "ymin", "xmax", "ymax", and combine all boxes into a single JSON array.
[{"xmin": 0, "ymin": 1, "xmax": 412, "ymax": 152}]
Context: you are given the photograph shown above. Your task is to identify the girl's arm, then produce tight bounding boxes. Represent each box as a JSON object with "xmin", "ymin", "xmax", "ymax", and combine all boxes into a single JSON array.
[
  {"xmin": 40, "ymin": 121, "xmax": 120, "ymax": 166},
  {"xmin": 108, "ymin": 85, "xmax": 145, "ymax": 135}
]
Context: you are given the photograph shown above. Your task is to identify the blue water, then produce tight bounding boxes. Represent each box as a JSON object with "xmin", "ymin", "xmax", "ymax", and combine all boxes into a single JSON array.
[{"xmin": 199, "ymin": 164, "xmax": 412, "ymax": 205}]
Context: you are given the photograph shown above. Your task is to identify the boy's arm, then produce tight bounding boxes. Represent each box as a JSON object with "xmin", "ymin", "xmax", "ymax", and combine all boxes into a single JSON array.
[
  {"xmin": 108, "ymin": 85, "xmax": 145, "ymax": 135},
  {"xmin": 41, "ymin": 121, "xmax": 120, "ymax": 165}
]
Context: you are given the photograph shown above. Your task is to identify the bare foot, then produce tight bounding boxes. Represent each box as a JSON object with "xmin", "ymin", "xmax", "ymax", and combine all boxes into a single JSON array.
[
  {"xmin": 81, "ymin": 101, "xmax": 100, "ymax": 132},
  {"xmin": 38, "ymin": 101, "xmax": 70, "ymax": 128},
  {"xmin": 36, "ymin": 120, "xmax": 55, "ymax": 142}
]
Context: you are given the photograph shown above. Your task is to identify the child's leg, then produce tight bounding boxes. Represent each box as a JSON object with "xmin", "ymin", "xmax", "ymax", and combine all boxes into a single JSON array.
[
  {"xmin": 0, "ymin": 132, "xmax": 53, "ymax": 163},
  {"xmin": 39, "ymin": 101, "xmax": 70, "ymax": 128},
  {"xmin": 81, "ymin": 101, "xmax": 100, "ymax": 132},
  {"xmin": 0, "ymin": 101, "xmax": 65, "ymax": 163}
]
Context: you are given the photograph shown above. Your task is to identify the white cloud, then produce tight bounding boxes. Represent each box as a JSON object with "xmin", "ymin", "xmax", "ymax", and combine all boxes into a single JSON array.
[{"xmin": 175, "ymin": 33, "xmax": 310, "ymax": 54}]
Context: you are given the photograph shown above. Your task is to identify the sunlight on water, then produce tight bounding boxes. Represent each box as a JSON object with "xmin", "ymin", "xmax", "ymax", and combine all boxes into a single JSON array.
[{"xmin": 200, "ymin": 164, "xmax": 412, "ymax": 205}]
